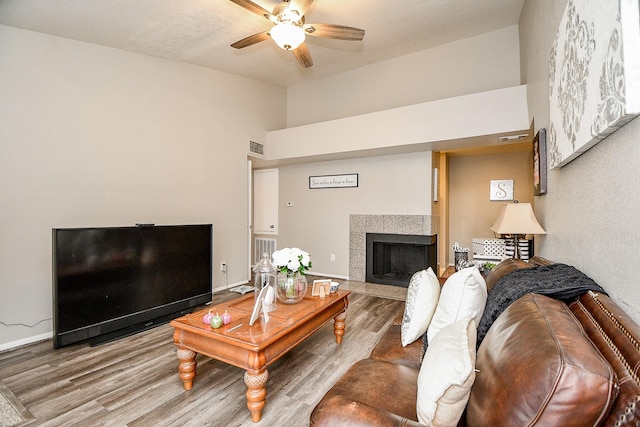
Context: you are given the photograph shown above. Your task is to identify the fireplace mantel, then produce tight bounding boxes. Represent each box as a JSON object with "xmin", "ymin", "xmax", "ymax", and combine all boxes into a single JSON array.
[{"xmin": 349, "ymin": 214, "xmax": 439, "ymax": 282}]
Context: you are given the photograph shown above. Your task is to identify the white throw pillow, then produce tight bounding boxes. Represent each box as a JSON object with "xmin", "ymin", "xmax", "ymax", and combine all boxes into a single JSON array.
[
  {"xmin": 426, "ymin": 266, "xmax": 486, "ymax": 344},
  {"xmin": 417, "ymin": 317, "xmax": 477, "ymax": 426},
  {"xmin": 401, "ymin": 268, "xmax": 441, "ymax": 347}
]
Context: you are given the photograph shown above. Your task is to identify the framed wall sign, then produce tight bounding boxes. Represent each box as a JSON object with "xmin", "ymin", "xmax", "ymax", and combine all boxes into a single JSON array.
[
  {"xmin": 490, "ymin": 180, "xmax": 514, "ymax": 201},
  {"xmin": 309, "ymin": 173, "xmax": 358, "ymax": 189},
  {"xmin": 433, "ymin": 168, "xmax": 439, "ymax": 202},
  {"xmin": 533, "ymin": 128, "xmax": 547, "ymax": 196}
]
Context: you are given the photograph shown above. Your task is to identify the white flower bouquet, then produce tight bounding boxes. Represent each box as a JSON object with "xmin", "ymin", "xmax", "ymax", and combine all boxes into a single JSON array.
[{"xmin": 271, "ymin": 247, "xmax": 312, "ymax": 276}]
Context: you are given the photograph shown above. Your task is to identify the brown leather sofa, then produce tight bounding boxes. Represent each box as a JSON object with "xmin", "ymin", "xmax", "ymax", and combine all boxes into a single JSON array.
[{"xmin": 310, "ymin": 257, "xmax": 640, "ymax": 426}]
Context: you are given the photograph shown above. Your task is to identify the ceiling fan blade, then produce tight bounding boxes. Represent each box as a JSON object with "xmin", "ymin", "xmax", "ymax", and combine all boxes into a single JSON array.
[
  {"xmin": 303, "ymin": 23, "xmax": 365, "ymax": 41},
  {"xmin": 292, "ymin": 43, "xmax": 313, "ymax": 68},
  {"xmin": 288, "ymin": 0, "xmax": 314, "ymax": 18},
  {"xmin": 229, "ymin": 0, "xmax": 276, "ymax": 22},
  {"xmin": 231, "ymin": 31, "xmax": 271, "ymax": 49}
]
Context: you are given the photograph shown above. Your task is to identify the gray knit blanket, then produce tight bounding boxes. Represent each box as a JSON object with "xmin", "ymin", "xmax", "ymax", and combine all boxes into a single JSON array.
[{"xmin": 476, "ymin": 263, "xmax": 607, "ymax": 347}]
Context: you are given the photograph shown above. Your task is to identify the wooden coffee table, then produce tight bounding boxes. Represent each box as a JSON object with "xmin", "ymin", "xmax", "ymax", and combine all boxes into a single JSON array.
[{"xmin": 170, "ymin": 289, "xmax": 350, "ymax": 422}]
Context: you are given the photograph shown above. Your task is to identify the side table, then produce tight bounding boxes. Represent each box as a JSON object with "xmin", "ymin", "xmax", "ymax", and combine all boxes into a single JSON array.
[{"xmin": 438, "ymin": 265, "xmax": 456, "ymax": 285}]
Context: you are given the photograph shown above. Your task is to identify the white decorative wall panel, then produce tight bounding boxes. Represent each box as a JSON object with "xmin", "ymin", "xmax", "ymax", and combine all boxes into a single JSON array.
[{"xmin": 548, "ymin": 0, "xmax": 640, "ymax": 168}]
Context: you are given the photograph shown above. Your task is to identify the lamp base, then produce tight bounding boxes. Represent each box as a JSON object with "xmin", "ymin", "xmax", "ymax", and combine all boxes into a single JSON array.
[{"xmin": 504, "ymin": 235, "xmax": 532, "ymax": 260}]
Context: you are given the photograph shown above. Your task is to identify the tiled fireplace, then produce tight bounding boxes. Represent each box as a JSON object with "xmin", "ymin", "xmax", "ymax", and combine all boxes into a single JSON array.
[
  {"xmin": 366, "ymin": 233, "xmax": 437, "ymax": 287},
  {"xmin": 349, "ymin": 214, "xmax": 439, "ymax": 283}
]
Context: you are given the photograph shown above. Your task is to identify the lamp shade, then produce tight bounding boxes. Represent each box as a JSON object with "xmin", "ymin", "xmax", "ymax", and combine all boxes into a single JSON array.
[
  {"xmin": 270, "ymin": 23, "xmax": 305, "ymax": 50},
  {"xmin": 490, "ymin": 203, "xmax": 546, "ymax": 235}
]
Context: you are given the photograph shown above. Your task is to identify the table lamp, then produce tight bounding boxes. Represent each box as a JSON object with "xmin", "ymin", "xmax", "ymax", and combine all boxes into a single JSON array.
[{"xmin": 490, "ymin": 201, "xmax": 546, "ymax": 259}]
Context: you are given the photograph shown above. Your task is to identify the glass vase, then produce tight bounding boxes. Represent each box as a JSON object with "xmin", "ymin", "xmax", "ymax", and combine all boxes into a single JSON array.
[
  {"xmin": 253, "ymin": 253, "xmax": 277, "ymax": 312},
  {"xmin": 276, "ymin": 271, "xmax": 308, "ymax": 304}
]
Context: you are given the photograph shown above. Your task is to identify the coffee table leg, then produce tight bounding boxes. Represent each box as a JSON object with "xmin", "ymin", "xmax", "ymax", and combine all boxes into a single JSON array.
[
  {"xmin": 333, "ymin": 311, "xmax": 347, "ymax": 344},
  {"xmin": 244, "ymin": 368, "xmax": 269, "ymax": 422},
  {"xmin": 176, "ymin": 348, "xmax": 197, "ymax": 390}
]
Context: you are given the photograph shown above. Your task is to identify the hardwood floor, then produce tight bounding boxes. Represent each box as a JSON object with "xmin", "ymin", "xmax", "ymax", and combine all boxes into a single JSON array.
[{"xmin": 0, "ymin": 291, "xmax": 404, "ymax": 426}]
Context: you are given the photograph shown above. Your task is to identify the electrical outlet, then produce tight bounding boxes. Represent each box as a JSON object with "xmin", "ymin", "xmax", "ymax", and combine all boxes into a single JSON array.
[
  {"xmin": 330, "ymin": 253, "xmax": 336, "ymax": 261},
  {"xmin": 220, "ymin": 262, "xmax": 227, "ymax": 272}
]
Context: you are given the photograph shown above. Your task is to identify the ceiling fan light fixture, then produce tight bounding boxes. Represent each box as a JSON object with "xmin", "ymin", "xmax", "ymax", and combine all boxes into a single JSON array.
[{"xmin": 270, "ymin": 23, "xmax": 305, "ymax": 50}]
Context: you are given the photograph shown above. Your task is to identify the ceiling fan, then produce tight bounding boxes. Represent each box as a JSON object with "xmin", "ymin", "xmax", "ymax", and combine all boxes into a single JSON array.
[{"xmin": 229, "ymin": 0, "xmax": 365, "ymax": 68}]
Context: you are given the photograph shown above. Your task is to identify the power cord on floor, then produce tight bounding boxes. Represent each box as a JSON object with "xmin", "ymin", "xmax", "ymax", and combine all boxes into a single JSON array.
[{"xmin": 0, "ymin": 318, "xmax": 51, "ymax": 328}]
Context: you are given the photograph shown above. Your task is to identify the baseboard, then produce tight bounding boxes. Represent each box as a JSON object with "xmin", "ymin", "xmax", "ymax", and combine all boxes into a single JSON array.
[
  {"xmin": 307, "ymin": 272, "xmax": 349, "ymax": 280},
  {"xmin": 0, "ymin": 332, "xmax": 52, "ymax": 353},
  {"xmin": 213, "ymin": 279, "xmax": 249, "ymax": 293}
]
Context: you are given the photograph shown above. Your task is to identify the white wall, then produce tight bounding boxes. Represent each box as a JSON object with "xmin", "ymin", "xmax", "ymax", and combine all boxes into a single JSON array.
[
  {"xmin": 0, "ymin": 25, "xmax": 286, "ymax": 348},
  {"xmin": 287, "ymin": 26, "xmax": 521, "ymax": 127},
  {"xmin": 271, "ymin": 25, "xmax": 525, "ymax": 280},
  {"xmin": 519, "ymin": 1, "xmax": 640, "ymax": 323},
  {"xmin": 267, "ymin": 86, "xmax": 530, "ymax": 161},
  {"xmin": 275, "ymin": 152, "xmax": 433, "ymax": 278}
]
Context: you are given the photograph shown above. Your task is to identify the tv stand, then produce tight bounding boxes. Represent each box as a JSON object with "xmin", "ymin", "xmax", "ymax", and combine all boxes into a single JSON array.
[{"xmin": 88, "ymin": 309, "xmax": 193, "ymax": 347}]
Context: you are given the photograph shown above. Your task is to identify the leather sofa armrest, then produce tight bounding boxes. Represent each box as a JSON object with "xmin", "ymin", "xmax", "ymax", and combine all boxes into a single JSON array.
[
  {"xmin": 310, "ymin": 394, "xmax": 424, "ymax": 427},
  {"xmin": 528, "ymin": 255, "xmax": 554, "ymax": 266},
  {"xmin": 484, "ymin": 258, "xmax": 532, "ymax": 292},
  {"xmin": 369, "ymin": 324, "xmax": 423, "ymax": 369}
]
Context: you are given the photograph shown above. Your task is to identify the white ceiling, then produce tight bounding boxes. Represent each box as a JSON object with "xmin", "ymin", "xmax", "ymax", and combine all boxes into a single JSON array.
[{"xmin": 0, "ymin": 0, "xmax": 525, "ymax": 87}]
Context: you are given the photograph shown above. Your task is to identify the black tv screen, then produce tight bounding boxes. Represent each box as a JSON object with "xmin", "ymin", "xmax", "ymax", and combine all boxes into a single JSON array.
[{"xmin": 52, "ymin": 224, "xmax": 212, "ymax": 348}]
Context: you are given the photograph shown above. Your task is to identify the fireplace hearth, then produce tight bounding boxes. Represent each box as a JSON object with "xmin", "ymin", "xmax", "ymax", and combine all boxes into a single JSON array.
[{"xmin": 366, "ymin": 233, "xmax": 437, "ymax": 287}]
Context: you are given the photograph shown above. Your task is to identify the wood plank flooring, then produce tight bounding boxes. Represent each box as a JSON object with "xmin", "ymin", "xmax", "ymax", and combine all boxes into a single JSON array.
[{"xmin": 0, "ymin": 291, "xmax": 404, "ymax": 427}]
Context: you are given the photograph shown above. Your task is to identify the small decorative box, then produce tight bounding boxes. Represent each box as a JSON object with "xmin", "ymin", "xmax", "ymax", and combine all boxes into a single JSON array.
[{"xmin": 472, "ymin": 238, "xmax": 506, "ymax": 257}]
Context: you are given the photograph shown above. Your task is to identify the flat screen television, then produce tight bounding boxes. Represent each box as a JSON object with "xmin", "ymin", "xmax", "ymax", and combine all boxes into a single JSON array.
[{"xmin": 52, "ymin": 224, "xmax": 213, "ymax": 348}]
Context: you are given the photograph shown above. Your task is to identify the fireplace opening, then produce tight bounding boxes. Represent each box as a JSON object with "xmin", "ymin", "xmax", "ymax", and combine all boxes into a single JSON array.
[{"xmin": 366, "ymin": 233, "xmax": 437, "ymax": 287}]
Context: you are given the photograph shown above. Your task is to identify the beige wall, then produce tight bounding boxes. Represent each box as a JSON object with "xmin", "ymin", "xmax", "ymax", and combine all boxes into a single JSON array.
[
  {"xmin": 286, "ymin": 26, "xmax": 521, "ymax": 127},
  {"xmin": 0, "ymin": 25, "xmax": 286, "ymax": 348},
  {"xmin": 275, "ymin": 152, "xmax": 433, "ymax": 278},
  {"xmin": 448, "ymin": 151, "xmax": 534, "ymax": 264},
  {"xmin": 519, "ymin": 0, "xmax": 640, "ymax": 323}
]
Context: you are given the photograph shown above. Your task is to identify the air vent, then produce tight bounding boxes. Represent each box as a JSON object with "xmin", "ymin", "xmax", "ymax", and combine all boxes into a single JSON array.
[
  {"xmin": 249, "ymin": 140, "xmax": 264, "ymax": 158},
  {"xmin": 499, "ymin": 134, "xmax": 529, "ymax": 142},
  {"xmin": 255, "ymin": 238, "xmax": 276, "ymax": 264}
]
